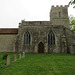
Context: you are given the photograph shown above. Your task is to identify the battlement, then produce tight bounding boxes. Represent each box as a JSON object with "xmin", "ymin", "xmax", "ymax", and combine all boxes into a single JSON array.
[
  {"xmin": 19, "ymin": 20, "xmax": 51, "ymax": 26},
  {"xmin": 51, "ymin": 5, "xmax": 68, "ymax": 8}
]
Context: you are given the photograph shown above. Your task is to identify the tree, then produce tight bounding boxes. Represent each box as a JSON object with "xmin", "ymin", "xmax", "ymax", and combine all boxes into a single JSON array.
[
  {"xmin": 72, "ymin": 26, "xmax": 75, "ymax": 31},
  {"xmin": 69, "ymin": 15, "xmax": 75, "ymax": 31},
  {"xmin": 69, "ymin": 15, "xmax": 75, "ymax": 25},
  {"xmin": 68, "ymin": 0, "xmax": 75, "ymax": 8}
]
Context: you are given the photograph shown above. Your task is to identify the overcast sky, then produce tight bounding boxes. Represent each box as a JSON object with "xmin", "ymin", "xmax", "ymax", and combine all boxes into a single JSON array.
[{"xmin": 0, "ymin": 0, "xmax": 75, "ymax": 28}]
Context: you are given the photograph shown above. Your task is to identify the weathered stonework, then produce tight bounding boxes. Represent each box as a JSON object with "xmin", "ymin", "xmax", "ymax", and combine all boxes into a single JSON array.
[
  {"xmin": 0, "ymin": 34, "xmax": 17, "ymax": 52},
  {"xmin": 0, "ymin": 5, "xmax": 75, "ymax": 54}
]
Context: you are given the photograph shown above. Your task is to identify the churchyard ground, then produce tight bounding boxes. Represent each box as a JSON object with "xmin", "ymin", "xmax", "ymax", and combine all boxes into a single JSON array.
[{"xmin": 0, "ymin": 53, "xmax": 75, "ymax": 75}]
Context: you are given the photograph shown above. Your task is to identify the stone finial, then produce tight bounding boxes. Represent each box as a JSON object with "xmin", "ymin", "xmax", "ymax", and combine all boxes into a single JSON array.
[
  {"xmin": 21, "ymin": 20, "xmax": 25, "ymax": 23},
  {"xmin": 6, "ymin": 55, "xmax": 10, "ymax": 66}
]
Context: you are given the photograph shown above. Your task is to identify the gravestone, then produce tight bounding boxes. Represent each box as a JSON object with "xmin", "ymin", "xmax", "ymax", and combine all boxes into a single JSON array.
[
  {"xmin": 14, "ymin": 54, "xmax": 16, "ymax": 62},
  {"xmin": 23, "ymin": 52, "xmax": 25, "ymax": 58},
  {"xmin": 6, "ymin": 55, "xmax": 10, "ymax": 66},
  {"xmin": 19, "ymin": 53, "xmax": 21, "ymax": 59}
]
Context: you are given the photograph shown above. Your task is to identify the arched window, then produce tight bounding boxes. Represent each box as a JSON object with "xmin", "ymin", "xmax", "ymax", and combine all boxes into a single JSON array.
[
  {"xmin": 48, "ymin": 32, "xmax": 55, "ymax": 45},
  {"xmin": 24, "ymin": 31, "xmax": 31, "ymax": 44}
]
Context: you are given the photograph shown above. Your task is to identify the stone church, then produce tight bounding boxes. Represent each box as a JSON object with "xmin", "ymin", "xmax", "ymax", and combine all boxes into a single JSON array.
[{"xmin": 0, "ymin": 5, "xmax": 75, "ymax": 54}]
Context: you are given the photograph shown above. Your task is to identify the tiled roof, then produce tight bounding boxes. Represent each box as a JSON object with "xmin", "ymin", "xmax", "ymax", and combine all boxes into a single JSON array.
[{"xmin": 0, "ymin": 28, "xmax": 18, "ymax": 34}]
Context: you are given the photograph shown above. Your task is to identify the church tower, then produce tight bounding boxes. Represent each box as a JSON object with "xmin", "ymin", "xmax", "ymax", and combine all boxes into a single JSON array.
[{"xmin": 50, "ymin": 5, "xmax": 69, "ymax": 28}]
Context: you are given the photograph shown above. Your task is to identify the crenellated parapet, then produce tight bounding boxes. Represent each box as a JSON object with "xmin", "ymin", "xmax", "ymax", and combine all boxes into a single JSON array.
[{"xmin": 51, "ymin": 5, "xmax": 68, "ymax": 8}]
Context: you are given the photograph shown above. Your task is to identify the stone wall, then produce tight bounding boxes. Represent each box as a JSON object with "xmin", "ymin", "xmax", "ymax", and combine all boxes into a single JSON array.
[
  {"xmin": 0, "ymin": 34, "xmax": 17, "ymax": 52},
  {"xmin": 17, "ymin": 22, "xmax": 66, "ymax": 53},
  {"xmin": 65, "ymin": 29, "xmax": 75, "ymax": 54}
]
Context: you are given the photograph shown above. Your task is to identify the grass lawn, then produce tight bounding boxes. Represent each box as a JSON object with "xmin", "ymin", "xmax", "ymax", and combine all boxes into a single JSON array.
[{"xmin": 0, "ymin": 53, "xmax": 75, "ymax": 75}]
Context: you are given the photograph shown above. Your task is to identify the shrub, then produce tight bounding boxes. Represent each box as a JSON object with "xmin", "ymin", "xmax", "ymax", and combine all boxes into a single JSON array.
[{"xmin": 2, "ymin": 54, "xmax": 8, "ymax": 60}]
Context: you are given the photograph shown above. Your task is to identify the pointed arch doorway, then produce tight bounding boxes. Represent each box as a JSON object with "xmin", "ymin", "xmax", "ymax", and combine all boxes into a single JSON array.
[{"xmin": 38, "ymin": 42, "xmax": 44, "ymax": 53}]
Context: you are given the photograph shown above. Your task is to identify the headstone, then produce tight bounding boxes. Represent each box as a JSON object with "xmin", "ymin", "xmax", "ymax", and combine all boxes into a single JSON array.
[
  {"xmin": 14, "ymin": 54, "xmax": 16, "ymax": 62},
  {"xmin": 23, "ymin": 52, "xmax": 25, "ymax": 58},
  {"xmin": 19, "ymin": 53, "xmax": 21, "ymax": 59},
  {"xmin": 6, "ymin": 55, "xmax": 10, "ymax": 66}
]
